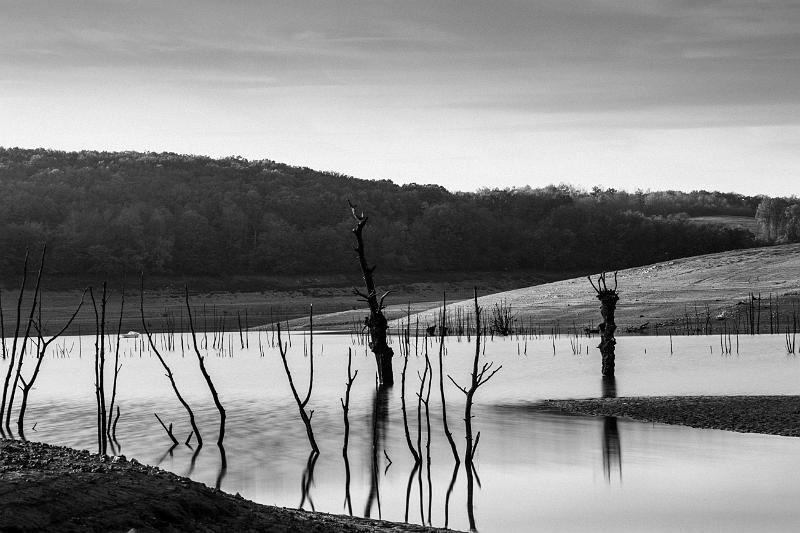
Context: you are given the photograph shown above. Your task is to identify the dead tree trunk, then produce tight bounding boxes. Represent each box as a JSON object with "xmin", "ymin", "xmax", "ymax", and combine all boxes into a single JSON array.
[
  {"xmin": 349, "ymin": 201, "xmax": 394, "ymax": 387},
  {"xmin": 589, "ymin": 272, "xmax": 620, "ymax": 377}
]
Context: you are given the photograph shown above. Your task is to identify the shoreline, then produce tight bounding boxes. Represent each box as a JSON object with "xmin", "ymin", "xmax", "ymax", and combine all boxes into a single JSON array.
[
  {"xmin": 543, "ymin": 395, "xmax": 800, "ymax": 437},
  {"xmin": 0, "ymin": 438, "xmax": 457, "ymax": 533}
]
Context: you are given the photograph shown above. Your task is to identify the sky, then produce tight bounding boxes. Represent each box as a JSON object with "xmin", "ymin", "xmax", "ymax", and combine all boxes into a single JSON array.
[{"xmin": 1, "ymin": 0, "xmax": 799, "ymax": 195}]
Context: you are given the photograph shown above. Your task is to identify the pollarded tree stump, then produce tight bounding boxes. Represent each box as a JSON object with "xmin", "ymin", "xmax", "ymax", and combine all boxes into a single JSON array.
[{"xmin": 590, "ymin": 272, "xmax": 619, "ymax": 378}]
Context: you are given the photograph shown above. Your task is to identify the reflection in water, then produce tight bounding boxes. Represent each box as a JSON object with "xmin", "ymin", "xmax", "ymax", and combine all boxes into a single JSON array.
[
  {"xmin": 444, "ymin": 462, "xmax": 459, "ymax": 529},
  {"xmin": 601, "ymin": 376, "xmax": 622, "ymax": 485},
  {"xmin": 603, "ymin": 417, "xmax": 622, "ymax": 484},
  {"xmin": 186, "ymin": 444, "xmax": 201, "ymax": 478},
  {"xmin": 466, "ymin": 460, "xmax": 477, "ymax": 532},
  {"xmin": 404, "ymin": 462, "xmax": 420, "ymax": 523},
  {"xmin": 343, "ymin": 451, "xmax": 353, "ymax": 515},
  {"xmin": 299, "ymin": 450, "xmax": 319, "ymax": 510},
  {"xmin": 364, "ymin": 385, "xmax": 388, "ymax": 519},
  {"xmin": 18, "ymin": 333, "xmax": 800, "ymax": 533},
  {"xmin": 155, "ymin": 443, "xmax": 178, "ymax": 467},
  {"xmin": 216, "ymin": 443, "xmax": 228, "ymax": 491}
]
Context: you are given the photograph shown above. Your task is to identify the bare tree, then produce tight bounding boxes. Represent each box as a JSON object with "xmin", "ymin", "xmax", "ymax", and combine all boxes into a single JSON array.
[
  {"xmin": 349, "ymin": 201, "xmax": 394, "ymax": 387},
  {"xmin": 449, "ymin": 288, "xmax": 502, "ymax": 532},
  {"xmin": 340, "ymin": 347, "xmax": 358, "ymax": 515},
  {"xmin": 89, "ymin": 284, "xmax": 109, "ymax": 455},
  {"xmin": 140, "ymin": 275, "xmax": 202, "ymax": 447},
  {"xmin": 588, "ymin": 272, "xmax": 620, "ymax": 377},
  {"xmin": 107, "ymin": 283, "xmax": 125, "ymax": 443},
  {"xmin": 185, "ymin": 285, "xmax": 226, "ymax": 447},
  {"xmin": 3, "ymin": 249, "xmax": 45, "ymax": 433},
  {"xmin": 276, "ymin": 309, "xmax": 318, "ymax": 453},
  {"xmin": 17, "ymin": 290, "xmax": 86, "ymax": 438}
]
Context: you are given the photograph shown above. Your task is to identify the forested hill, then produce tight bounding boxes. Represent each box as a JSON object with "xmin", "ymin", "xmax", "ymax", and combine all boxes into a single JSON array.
[{"xmin": 0, "ymin": 147, "xmax": 760, "ymax": 279}]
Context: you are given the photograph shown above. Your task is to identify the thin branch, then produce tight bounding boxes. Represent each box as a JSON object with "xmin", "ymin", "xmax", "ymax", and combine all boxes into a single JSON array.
[{"xmin": 140, "ymin": 274, "xmax": 202, "ymax": 448}]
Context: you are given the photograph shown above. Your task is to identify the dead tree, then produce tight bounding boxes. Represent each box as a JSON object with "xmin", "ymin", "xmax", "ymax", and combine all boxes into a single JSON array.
[
  {"xmin": 107, "ymin": 283, "xmax": 125, "ymax": 443},
  {"xmin": 3, "ymin": 249, "xmax": 45, "ymax": 433},
  {"xmin": 589, "ymin": 272, "xmax": 620, "ymax": 377},
  {"xmin": 349, "ymin": 201, "xmax": 394, "ymax": 387},
  {"xmin": 340, "ymin": 347, "xmax": 358, "ymax": 516},
  {"xmin": 90, "ymin": 284, "xmax": 109, "ymax": 455},
  {"xmin": 140, "ymin": 275, "xmax": 202, "ymax": 448},
  {"xmin": 448, "ymin": 288, "xmax": 502, "ymax": 532},
  {"xmin": 185, "ymin": 286, "xmax": 227, "ymax": 447},
  {"xmin": 18, "ymin": 290, "xmax": 86, "ymax": 437},
  {"xmin": 437, "ymin": 293, "xmax": 460, "ymax": 464},
  {"xmin": 276, "ymin": 314, "xmax": 318, "ymax": 454}
]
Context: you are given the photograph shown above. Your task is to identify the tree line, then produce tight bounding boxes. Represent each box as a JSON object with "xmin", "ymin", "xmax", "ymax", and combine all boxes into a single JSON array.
[
  {"xmin": 0, "ymin": 147, "xmax": 762, "ymax": 280},
  {"xmin": 755, "ymin": 197, "xmax": 800, "ymax": 243}
]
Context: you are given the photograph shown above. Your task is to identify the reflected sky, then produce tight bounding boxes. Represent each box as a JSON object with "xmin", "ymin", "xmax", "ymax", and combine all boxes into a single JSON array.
[{"xmin": 5, "ymin": 332, "xmax": 800, "ymax": 532}]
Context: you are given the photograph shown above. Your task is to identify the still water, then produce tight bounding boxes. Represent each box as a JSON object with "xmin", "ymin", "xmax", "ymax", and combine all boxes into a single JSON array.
[{"xmin": 5, "ymin": 332, "xmax": 800, "ymax": 532}]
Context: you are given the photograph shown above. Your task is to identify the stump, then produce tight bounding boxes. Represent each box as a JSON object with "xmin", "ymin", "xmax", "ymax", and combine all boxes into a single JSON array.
[{"xmin": 590, "ymin": 272, "xmax": 619, "ymax": 377}]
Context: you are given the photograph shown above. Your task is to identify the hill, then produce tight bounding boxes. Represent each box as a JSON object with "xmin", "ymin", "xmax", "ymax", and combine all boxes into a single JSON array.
[
  {"xmin": 385, "ymin": 243, "xmax": 800, "ymax": 335},
  {"xmin": 0, "ymin": 147, "xmax": 759, "ymax": 283}
]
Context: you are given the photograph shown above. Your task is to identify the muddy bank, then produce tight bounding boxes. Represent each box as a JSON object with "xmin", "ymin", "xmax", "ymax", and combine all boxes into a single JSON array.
[
  {"xmin": 0, "ymin": 439, "xmax": 458, "ymax": 533},
  {"xmin": 544, "ymin": 395, "xmax": 800, "ymax": 437}
]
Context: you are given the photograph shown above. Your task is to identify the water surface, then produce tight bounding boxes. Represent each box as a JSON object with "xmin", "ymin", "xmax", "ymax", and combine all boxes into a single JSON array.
[{"xmin": 5, "ymin": 332, "xmax": 800, "ymax": 532}]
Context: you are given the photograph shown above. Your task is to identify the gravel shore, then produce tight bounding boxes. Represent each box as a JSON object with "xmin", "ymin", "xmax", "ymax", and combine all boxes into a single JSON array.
[
  {"xmin": 0, "ymin": 439, "xmax": 458, "ymax": 533},
  {"xmin": 544, "ymin": 395, "xmax": 800, "ymax": 437}
]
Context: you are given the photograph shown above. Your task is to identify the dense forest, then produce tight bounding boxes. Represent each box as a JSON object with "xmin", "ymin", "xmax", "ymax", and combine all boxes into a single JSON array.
[{"xmin": 0, "ymin": 147, "xmax": 767, "ymax": 280}]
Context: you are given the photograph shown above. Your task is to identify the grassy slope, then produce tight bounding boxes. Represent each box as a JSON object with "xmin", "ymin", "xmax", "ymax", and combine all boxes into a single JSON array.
[
  {"xmin": 688, "ymin": 215, "xmax": 759, "ymax": 235},
  {"xmin": 384, "ymin": 243, "xmax": 800, "ymax": 333}
]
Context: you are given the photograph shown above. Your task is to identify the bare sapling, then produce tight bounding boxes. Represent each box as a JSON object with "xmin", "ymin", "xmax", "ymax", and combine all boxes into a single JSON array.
[
  {"xmin": 400, "ymin": 332, "xmax": 421, "ymax": 464},
  {"xmin": 349, "ymin": 201, "xmax": 394, "ymax": 387},
  {"xmin": 107, "ymin": 283, "xmax": 124, "ymax": 443},
  {"xmin": 340, "ymin": 347, "xmax": 358, "ymax": 515},
  {"xmin": 18, "ymin": 289, "xmax": 86, "ymax": 437},
  {"xmin": 449, "ymin": 289, "xmax": 502, "ymax": 465},
  {"xmin": 449, "ymin": 288, "xmax": 503, "ymax": 532},
  {"xmin": 276, "ymin": 307, "xmax": 318, "ymax": 453},
  {"xmin": 185, "ymin": 285, "xmax": 227, "ymax": 446},
  {"xmin": 490, "ymin": 299, "xmax": 515, "ymax": 336},
  {"xmin": 589, "ymin": 272, "xmax": 620, "ymax": 377},
  {"xmin": 90, "ymin": 284, "xmax": 109, "ymax": 455},
  {"xmin": 4, "ymin": 248, "xmax": 45, "ymax": 433},
  {"xmin": 438, "ymin": 292, "xmax": 460, "ymax": 464},
  {"xmin": 0, "ymin": 251, "xmax": 29, "ymax": 426},
  {"xmin": 154, "ymin": 412, "xmax": 179, "ymax": 447},
  {"xmin": 140, "ymin": 275, "xmax": 202, "ymax": 447}
]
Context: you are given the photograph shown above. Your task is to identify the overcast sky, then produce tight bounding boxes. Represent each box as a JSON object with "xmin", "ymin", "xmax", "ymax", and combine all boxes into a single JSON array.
[{"xmin": 1, "ymin": 1, "xmax": 798, "ymax": 195}]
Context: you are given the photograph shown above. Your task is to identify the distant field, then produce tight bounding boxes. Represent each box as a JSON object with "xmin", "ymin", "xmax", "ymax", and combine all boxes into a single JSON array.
[
  {"xmin": 689, "ymin": 215, "xmax": 759, "ymax": 235},
  {"xmin": 1, "ymin": 269, "xmax": 564, "ymax": 336}
]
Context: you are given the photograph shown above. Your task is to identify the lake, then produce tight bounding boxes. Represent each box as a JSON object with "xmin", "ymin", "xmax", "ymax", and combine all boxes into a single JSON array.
[{"xmin": 4, "ymin": 331, "xmax": 800, "ymax": 532}]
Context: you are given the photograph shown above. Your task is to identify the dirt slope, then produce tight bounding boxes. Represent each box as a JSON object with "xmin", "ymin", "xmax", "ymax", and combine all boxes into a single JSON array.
[{"xmin": 388, "ymin": 243, "xmax": 800, "ymax": 333}]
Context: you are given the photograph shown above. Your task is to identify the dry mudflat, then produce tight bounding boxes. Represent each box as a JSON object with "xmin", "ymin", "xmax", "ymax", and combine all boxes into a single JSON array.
[
  {"xmin": 0, "ymin": 439, "xmax": 457, "ymax": 533},
  {"xmin": 391, "ymin": 243, "xmax": 800, "ymax": 332},
  {"xmin": 544, "ymin": 396, "xmax": 800, "ymax": 437}
]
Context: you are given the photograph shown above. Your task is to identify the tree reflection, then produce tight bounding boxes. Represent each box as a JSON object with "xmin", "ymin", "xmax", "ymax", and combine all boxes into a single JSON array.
[
  {"xmin": 601, "ymin": 376, "xmax": 622, "ymax": 484},
  {"xmin": 299, "ymin": 450, "xmax": 319, "ymax": 511},
  {"xmin": 364, "ymin": 385, "xmax": 388, "ymax": 519},
  {"xmin": 215, "ymin": 443, "xmax": 228, "ymax": 491}
]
